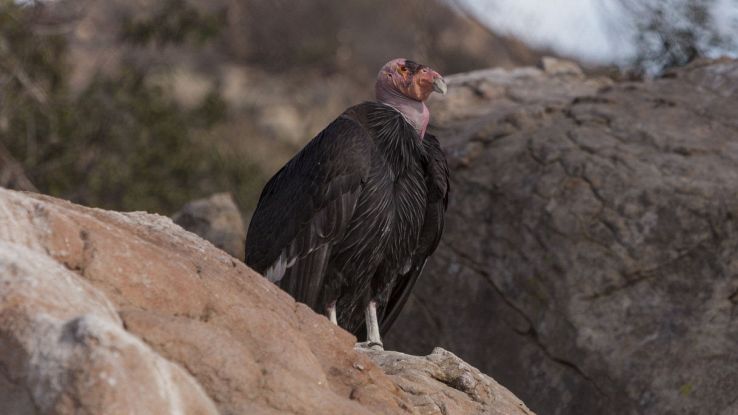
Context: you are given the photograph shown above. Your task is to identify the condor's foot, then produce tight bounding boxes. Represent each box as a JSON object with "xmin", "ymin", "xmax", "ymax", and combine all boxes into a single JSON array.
[
  {"xmin": 356, "ymin": 300, "xmax": 384, "ymax": 350},
  {"xmin": 355, "ymin": 340, "xmax": 384, "ymax": 351},
  {"xmin": 326, "ymin": 301, "xmax": 338, "ymax": 325}
]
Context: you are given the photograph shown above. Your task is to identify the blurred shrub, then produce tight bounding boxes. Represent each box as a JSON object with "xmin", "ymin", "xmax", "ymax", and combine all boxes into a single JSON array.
[
  {"xmin": 223, "ymin": 0, "xmax": 535, "ymax": 77},
  {"xmin": 0, "ymin": 0, "xmax": 540, "ymax": 216},
  {"xmin": 0, "ymin": 2, "xmax": 263, "ymax": 214},
  {"xmin": 623, "ymin": 0, "xmax": 735, "ymax": 74},
  {"xmin": 121, "ymin": 0, "xmax": 225, "ymax": 47}
]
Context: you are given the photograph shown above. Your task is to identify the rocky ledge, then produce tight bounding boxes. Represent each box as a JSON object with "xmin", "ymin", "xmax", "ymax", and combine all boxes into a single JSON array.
[
  {"xmin": 0, "ymin": 187, "xmax": 532, "ymax": 415},
  {"xmin": 360, "ymin": 347, "xmax": 533, "ymax": 415}
]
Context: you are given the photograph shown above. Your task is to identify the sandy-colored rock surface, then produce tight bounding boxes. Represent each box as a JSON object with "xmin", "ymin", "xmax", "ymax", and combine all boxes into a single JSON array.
[
  {"xmin": 0, "ymin": 187, "xmax": 531, "ymax": 414},
  {"xmin": 0, "ymin": 243, "xmax": 218, "ymax": 415},
  {"xmin": 387, "ymin": 58, "xmax": 738, "ymax": 414}
]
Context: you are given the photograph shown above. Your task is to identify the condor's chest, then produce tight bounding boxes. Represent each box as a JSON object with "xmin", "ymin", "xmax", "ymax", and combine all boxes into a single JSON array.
[
  {"xmin": 349, "ymin": 104, "xmax": 430, "ymax": 246},
  {"xmin": 358, "ymin": 135, "xmax": 427, "ymax": 247}
]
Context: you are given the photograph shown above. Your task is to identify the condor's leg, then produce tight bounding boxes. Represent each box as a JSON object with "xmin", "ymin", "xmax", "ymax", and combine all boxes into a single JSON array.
[
  {"xmin": 321, "ymin": 268, "xmax": 342, "ymax": 326},
  {"xmin": 355, "ymin": 268, "xmax": 391, "ymax": 350},
  {"xmin": 360, "ymin": 267, "xmax": 395, "ymax": 350},
  {"xmin": 364, "ymin": 300, "xmax": 383, "ymax": 350},
  {"xmin": 326, "ymin": 300, "xmax": 338, "ymax": 325}
]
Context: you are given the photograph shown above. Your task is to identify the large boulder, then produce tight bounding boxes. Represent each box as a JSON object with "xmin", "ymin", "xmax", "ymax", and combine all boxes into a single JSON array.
[
  {"xmin": 0, "ymin": 243, "xmax": 218, "ymax": 415},
  {"xmin": 0, "ymin": 188, "xmax": 532, "ymax": 414},
  {"xmin": 172, "ymin": 192, "xmax": 246, "ymax": 260},
  {"xmin": 386, "ymin": 58, "xmax": 738, "ymax": 415}
]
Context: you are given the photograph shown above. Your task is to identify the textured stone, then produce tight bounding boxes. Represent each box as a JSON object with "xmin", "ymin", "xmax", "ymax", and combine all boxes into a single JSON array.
[
  {"xmin": 0, "ymin": 242, "xmax": 218, "ymax": 415},
  {"xmin": 361, "ymin": 348, "xmax": 535, "ymax": 415},
  {"xmin": 387, "ymin": 58, "xmax": 738, "ymax": 415},
  {"xmin": 540, "ymin": 57, "xmax": 584, "ymax": 77},
  {"xmin": 172, "ymin": 192, "xmax": 246, "ymax": 260}
]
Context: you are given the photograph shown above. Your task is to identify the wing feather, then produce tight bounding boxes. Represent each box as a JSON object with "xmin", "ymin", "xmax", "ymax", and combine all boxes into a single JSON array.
[
  {"xmin": 245, "ymin": 114, "xmax": 372, "ymax": 309},
  {"xmin": 379, "ymin": 133, "xmax": 449, "ymax": 334}
]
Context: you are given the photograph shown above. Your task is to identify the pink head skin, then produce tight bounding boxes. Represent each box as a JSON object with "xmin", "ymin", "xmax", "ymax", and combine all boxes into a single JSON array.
[{"xmin": 375, "ymin": 58, "xmax": 447, "ymax": 139}]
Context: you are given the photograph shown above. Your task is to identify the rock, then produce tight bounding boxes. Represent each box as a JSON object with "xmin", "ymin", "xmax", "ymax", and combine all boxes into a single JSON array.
[
  {"xmin": 0, "ymin": 143, "xmax": 37, "ymax": 192},
  {"xmin": 387, "ymin": 58, "xmax": 738, "ymax": 415},
  {"xmin": 0, "ymin": 243, "xmax": 218, "ymax": 415},
  {"xmin": 540, "ymin": 56, "xmax": 584, "ymax": 77},
  {"xmin": 360, "ymin": 348, "xmax": 535, "ymax": 415},
  {"xmin": 172, "ymin": 192, "xmax": 246, "ymax": 260},
  {"xmin": 0, "ymin": 188, "xmax": 531, "ymax": 415}
]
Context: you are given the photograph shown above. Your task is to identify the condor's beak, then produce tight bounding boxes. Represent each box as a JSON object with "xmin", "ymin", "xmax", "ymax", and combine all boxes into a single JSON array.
[{"xmin": 432, "ymin": 77, "xmax": 447, "ymax": 95}]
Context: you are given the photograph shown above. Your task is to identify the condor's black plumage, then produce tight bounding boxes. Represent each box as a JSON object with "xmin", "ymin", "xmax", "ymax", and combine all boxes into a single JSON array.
[{"xmin": 245, "ymin": 59, "xmax": 449, "ymax": 347}]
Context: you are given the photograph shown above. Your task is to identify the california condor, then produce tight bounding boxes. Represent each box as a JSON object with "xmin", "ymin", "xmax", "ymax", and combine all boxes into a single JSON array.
[{"xmin": 245, "ymin": 58, "xmax": 449, "ymax": 349}]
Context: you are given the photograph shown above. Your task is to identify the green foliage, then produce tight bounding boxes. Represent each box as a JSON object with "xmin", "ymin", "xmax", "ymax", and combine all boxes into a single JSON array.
[
  {"xmin": 120, "ymin": 0, "xmax": 225, "ymax": 46},
  {"xmin": 0, "ymin": 3, "xmax": 71, "ymax": 172},
  {"xmin": 0, "ymin": 2, "xmax": 264, "ymax": 214},
  {"xmin": 49, "ymin": 69, "xmax": 218, "ymax": 212}
]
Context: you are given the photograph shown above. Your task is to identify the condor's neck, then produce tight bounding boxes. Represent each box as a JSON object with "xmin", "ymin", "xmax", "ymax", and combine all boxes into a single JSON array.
[{"xmin": 375, "ymin": 85, "xmax": 429, "ymax": 139}]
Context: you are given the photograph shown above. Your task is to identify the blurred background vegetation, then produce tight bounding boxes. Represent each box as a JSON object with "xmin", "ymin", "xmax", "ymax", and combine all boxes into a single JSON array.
[
  {"xmin": 0, "ymin": 0, "xmax": 539, "ymax": 215},
  {"xmin": 0, "ymin": 0, "xmax": 734, "ymax": 216}
]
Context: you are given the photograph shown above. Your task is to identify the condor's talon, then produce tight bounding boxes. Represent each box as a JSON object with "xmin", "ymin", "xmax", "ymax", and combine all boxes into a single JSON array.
[
  {"xmin": 368, "ymin": 341, "xmax": 384, "ymax": 351},
  {"xmin": 355, "ymin": 340, "xmax": 384, "ymax": 351},
  {"xmin": 326, "ymin": 301, "xmax": 337, "ymax": 325},
  {"xmin": 364, "ymin": 300, "xmax": 383, "ymax": 348}
]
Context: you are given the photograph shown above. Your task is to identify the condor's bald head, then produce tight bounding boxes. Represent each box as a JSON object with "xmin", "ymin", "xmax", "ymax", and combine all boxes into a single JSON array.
[{"xmin": 375, "ymin": 58, "xmax": 447, "ymax": 103}]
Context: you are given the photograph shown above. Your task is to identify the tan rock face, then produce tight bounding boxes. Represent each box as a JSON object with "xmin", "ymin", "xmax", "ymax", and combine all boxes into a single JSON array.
[
  {"xmin": 0, "ymin": 242, "xmax": 218, "ymax": 415},
  {"xmin": 0, "ymin": 188, "xmax": 531, "ymax": 414}
]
